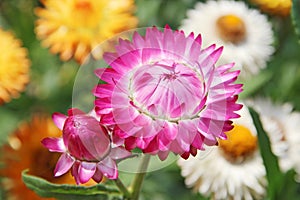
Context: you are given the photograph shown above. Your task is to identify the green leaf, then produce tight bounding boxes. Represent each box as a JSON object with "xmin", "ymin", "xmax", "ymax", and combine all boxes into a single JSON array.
[
  {"xmin": 239, "ymin": 70, "xmax": 273, "ymax": 99},
  {"xmin": 275, "ymin": 169, "xmax": 300, "ymax": 200},
  {"xmin": 248, "ymin": 108, "xmax": 283, "ymax": 200},
  {"xmin": 22, "ymin": 170, "xmax": 122, "ymax": 200},
  {"xmin": 292, "ymin": 0, "xmax": 300, "ymax": 43}
]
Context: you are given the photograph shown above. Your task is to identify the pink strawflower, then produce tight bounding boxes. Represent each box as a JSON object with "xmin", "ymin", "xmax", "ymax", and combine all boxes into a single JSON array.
[
  {"xmin": 94, "ymin": 25, "xmax": 242, "ymax": 160},
  {"xmin": 41, "ymin": 108, "xmax": 131, "ymax": 184}
]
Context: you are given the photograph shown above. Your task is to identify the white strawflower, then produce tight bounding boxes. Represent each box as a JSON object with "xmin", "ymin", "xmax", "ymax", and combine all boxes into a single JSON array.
[
  {"xmin": 178, "ymin": 104, "xmax": 267, "ymax": 200},
  {"xmin": 247, "ymin": 98, "xmax": 300, "ymax": 179},
  {"xmin": 180, "ymin": 0, "xmax": 274, "ymax": 79}
]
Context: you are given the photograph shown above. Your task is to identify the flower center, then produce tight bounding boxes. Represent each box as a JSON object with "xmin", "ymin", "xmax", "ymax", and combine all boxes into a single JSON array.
[
  {"xmin": 219, "ymin": 124, "xmax": 257, "ymax": 163},
  {"xmin": 216, "ymin": 14, "xmax": 246, "ymax": 44},
  {"xmin": 129, "ymin": 59, "xmax": 205, "ymax": 122},
  {"xmin": 162, "ymin": 71, "xmax": 179, "ymax": 81},
  {"xmin": 74, "ymin": 0, "xmax": 93, "ymax": 11},
  {"xmin": 71, "ymin": 0, "xmax": 103, "ymax": 29}
]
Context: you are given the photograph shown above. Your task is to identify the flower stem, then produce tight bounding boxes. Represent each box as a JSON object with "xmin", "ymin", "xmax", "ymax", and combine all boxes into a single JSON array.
[
  {"xmin": 130, "ymin": 154, "xmax": 151, "ymax": 200},
  {"xmin": 114, "ymin": 177, "xmax": 131, "ymax": 199}
]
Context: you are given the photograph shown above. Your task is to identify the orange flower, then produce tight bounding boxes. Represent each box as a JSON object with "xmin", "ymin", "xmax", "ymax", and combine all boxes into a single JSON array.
[
  {"xmin": 251, "ymin": 0, "xmax": 292, "ymax": 16},
  {"xmin": 35, "ymin": 0, "xmax": 138, "ymax": 64},
  {"xmin": 0, "ymin": 28, "xmax": 30, "ymax": 104},
  {"xmin": 0, "ymin": 114, "xmax": 95, "ymax": 200}
]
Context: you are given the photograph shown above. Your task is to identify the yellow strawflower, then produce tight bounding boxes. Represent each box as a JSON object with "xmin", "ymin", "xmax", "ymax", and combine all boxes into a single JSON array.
[
  {"xmin": 251, "ymin": 0, "xmax": 292, "ymax": 16},
  {"xmin": 0, "ymin": 28, "xmax": 30, "ymax": 104},
  {"xmin": 35, "ymin": 0, "xmax": 138, "ymax": 64}
]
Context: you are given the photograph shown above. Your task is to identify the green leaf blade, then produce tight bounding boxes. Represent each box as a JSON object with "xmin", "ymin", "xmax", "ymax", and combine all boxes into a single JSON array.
[
  {"xmin": 248, "ymin": 107, "xmax": 283, "ymax": 199},
  {"xmin": 292, "ymin": 0, "xmax": 300, "ymax": 43},
  {"xmin": 22, "ymin": 170, "xmax": 122, "ymax": 200}
]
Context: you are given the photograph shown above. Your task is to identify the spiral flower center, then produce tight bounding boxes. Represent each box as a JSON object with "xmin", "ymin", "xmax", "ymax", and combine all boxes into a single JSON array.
[
  {"xmin": 219, "ymin": 124, "xmax": 257, "ymax": 163},
  {"xmin": 129, "ymin": 59, "xmax": 205, "ymax": 122},
  {"xmin": 216, "ymin": 14, "xmax": 246, "ymax": 44}
]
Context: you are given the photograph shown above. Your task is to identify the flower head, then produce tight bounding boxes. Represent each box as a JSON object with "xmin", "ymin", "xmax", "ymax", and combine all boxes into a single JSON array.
[
  {"xmin": 94, "ymin": 26, "xmax": 242, "ymax": 160},
  {"xmin": 42, "ymin": 108, "xmax": 131, "ymax": 184},
  {"xmin": 178, "ymin": 104, "xmax": 267, "ymax": 200},
  {"xmin": 35, "ymin": 0, "xmax": 138, "ymax": 64},
  {"xmin": 251, "ymin": 0, "xmax": 291, "ymax": 16},
  {"xmin": 0, "ymin": 28, "xmax": 30, "ymax": 104},
  {"xmin": 180, "ymin": 0, "xmax": 274, "ymax": 79},
  {"xmin": 0, "ymin": 114, "xmax": 78, "ymax": 200},
  {"xmin": 247, "ymin": 98, "xmax": 300, "ymax": 178}
]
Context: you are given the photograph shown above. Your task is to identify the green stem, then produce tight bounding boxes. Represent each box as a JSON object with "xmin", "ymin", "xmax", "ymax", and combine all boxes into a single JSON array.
[
  {"xmin": 130, "ymin": 154, "xmax": 151, "ymax": 200},
  {"xmin": 114, "ymin": 178, "xmax": 131, "ymax": 199}
]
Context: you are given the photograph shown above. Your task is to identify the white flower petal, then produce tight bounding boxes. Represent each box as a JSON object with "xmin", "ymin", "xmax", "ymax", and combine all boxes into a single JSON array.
[{"xmin": 180, "ymin": 0, "xmax": 274, "ymax": 79}]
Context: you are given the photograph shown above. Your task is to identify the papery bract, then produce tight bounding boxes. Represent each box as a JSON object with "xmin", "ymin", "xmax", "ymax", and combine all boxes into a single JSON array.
[
  {"xmin": 42, "ymin": 108, "xmax": 131, "ymax": 184},
  {"xmin": 94, "ymin": 26, "xmax": 242, "ymax": 160}
]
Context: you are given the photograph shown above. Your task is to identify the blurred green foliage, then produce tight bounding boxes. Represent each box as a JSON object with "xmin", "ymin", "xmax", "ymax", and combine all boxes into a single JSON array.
[{"xmin": 0, "ymin": 0, "xmax": 78, "ymax": 144}]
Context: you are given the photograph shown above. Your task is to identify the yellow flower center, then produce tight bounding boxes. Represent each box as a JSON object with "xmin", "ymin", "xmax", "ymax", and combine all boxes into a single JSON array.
[
  {"xmin": 75, "ymin": 0, "xmax": 93, "ymax": 10},
  {"xmin": 216, "ymin": 14, "xmax": 246, "ymax": 44},
  {"xmin": 219, "ymin": 125, "xmax": 257, "ymax": 163},
  {"xmin": 71, "ymin": 0, "xmax": 103, "ymax": 29}
]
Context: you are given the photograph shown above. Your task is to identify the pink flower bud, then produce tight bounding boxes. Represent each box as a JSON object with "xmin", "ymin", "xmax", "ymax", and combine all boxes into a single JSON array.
[{"xmin": 42, "ymin": 108, "xmax": 131, "ymax": 184}]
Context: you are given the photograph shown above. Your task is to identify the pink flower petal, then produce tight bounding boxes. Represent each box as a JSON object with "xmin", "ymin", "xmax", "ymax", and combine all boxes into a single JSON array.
[
  {"xmin": 145, "ymin": 26, "xmax": 162, "ymax": 49},
  {"xmin": 78, "ymin": 162, "xmax": 96, "ymax": 184},
  {"xmin": 133, "ymin": 31, "xmax": 145, "ymax": 48},
  {"xmin": 52, "ymin": 112, "xmax": 67, "ymax": 130},
  {"xmin": 191, "ymin": 133, "xmax": 205, "ymax": 150},
  {"xmin": 41, "ymin": 137, "xmax": 66, "ymax": 152},
  {"xmin": 156, "ymin": 121, "xmax": 178, "ymax": 145},
  {"xmin": 94, "ymin": 68, "xmax": 121, "ymax": 84},
  {"xmin": 118, "ymin": 50, "xmax": 141, "ymax": 70},
  {"xmin": 187, "ymin": 34, "xmax": 202, "ymax": 60},
  {"xmin": 216, "ymin": 63, "xmax": 235, "ymax": 74},
  {"xmin": 135, "ymin": 136, "xmax": 153, "ymax": 149},
  {"xmin": 54, "ymin": 153, "xmax": 75, "ymax": 177},
  {"xmin": 157, "ymin": 133, "xmax": 172, "ymax": 151},
  {"xmin": 98, "ymin": 157, "xmax": 118, "ymax": 179},
  {"xmin": 173, "ymin": 30, "xmax": 187, "ymax": 57},
  {"xmin": 94, "ymin": 84, "xmax": 114, "ymax": 98},
  {"xmin": 209, "ymin": 46, "xmax": 223, "ymax": 63},
  {"xmin": 163, "ymin": 25, "xmax": 175, "ymax": 52},
  {"xmin": 157, "ymin": 151, "xmax": 169, "ymax": 161},
  {"xmin": 194, "ymin": 34, "xmax": 202, "ymax": 46},
  {"xmin": 92, "ymin": 169, "xmax": 104, "ymax": 183},
  {"xmin": 116, "ymin": 38, "xmax": 135, "ymax": 55},
  {"xmin": 71, "ymin": 161, "xmax": 80, "ymax": 184},
  {"xmin": 68, "ymin": 108, "xmax": 85, "ymax": 116},
  {"xmin": 124, "ymin": 136, "xmax": 137, "ymax": 150},
  {"xmin": 109, "ymin": 146, "xmax": 131, "ymax": 160}
]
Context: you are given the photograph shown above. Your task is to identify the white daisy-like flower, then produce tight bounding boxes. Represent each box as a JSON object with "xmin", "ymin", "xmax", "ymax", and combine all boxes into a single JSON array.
[
  {"xmin": 177, "ymin": 105, "xmax": 267, "ymax": 200},
  {"xmin": 180, "ymin": 0, "xmax": 274, "ymax": 79},
  {"xmin": 247, "ymin": 98, "xmax": 300, "ymax": 177}
]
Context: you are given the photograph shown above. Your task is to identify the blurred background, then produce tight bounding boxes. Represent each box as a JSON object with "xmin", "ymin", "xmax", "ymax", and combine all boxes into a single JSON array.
[{"xmin": 0, "ymin": 0, "xmax": 300, "ymax": 199}]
